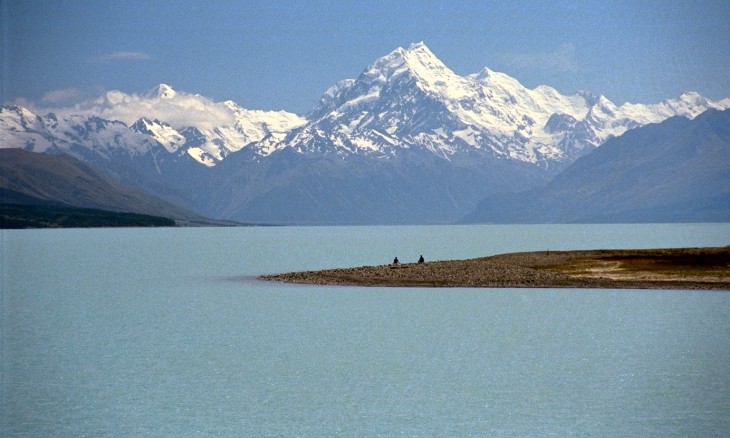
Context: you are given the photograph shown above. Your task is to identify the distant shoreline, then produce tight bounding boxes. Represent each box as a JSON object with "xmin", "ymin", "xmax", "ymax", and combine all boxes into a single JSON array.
[
  {"xmin": 261, "ymin": 247, "xmax": 730, "ymax": 290},
  {"xmin": 0, "ymin": 203, "xmax": 176, "ymax": 229}
]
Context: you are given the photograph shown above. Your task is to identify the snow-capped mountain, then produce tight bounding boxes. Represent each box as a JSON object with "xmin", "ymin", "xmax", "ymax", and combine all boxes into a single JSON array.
[
  {"xmin": 130, "ymin": 117, "xmax": 186, "ymax": 153},
  {"xmin": 127, "ymin": 86, "xmax": 306, "ymax": 166},
  {"xmin": 142, "ymin": 83, "xmax": 178, "ymax": 99},
  {"xmin": 2, "ymin": 42, "xmax": 728, "ymax": 224},
  {"xmin": 3, "ymin": 44, "xmax": 726, "ymax": 168},
  {"xmin": 257, "ymin": 42, "xmax": 729, "ymax": 164},
  {"xmin": 0, "ymin": 105, "xmax": 162, "ymax": 156},
  {"xmin": 462, "ymin": 109, "xmax": 730, "ymax": 223},
  {"xmin": 0, "ymin": 84, "xmax": 306, "ymax": 167}
]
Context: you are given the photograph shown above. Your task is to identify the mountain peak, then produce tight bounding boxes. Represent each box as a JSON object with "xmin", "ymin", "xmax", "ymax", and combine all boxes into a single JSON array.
[
  {"xmin": 677, "ymin": 91, "xmax": 705, "ymax": 103},
  {"xmin": 405, "ymin": 41, "xmax": 430, "ymax": 53},
  {"xmin": 401, "ymin": 42, "xmax": 446, "ymax": 71},
  {"xmin": 472, "ymin": 67, "xmax": 522, "ymax": 88},
  {"xmin": 360, "ymin": 42, "xmax": 452, "ymax": 84},
  {"xmin": 680, "ymin": 90, "xmax": 700, "ymax": 98},
  {"xmin": 142, "ymin": 83, "xmax": 177, "ymax": 99}
]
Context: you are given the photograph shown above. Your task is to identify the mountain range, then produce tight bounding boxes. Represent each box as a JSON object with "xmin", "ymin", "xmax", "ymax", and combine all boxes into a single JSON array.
[
  {"xmin": 2, "ymin": 43, "xmax": 729, "ymax": 224},
  {"xmin": 462, "ymin": 108, "xmax": 730, "ymax": 223}
]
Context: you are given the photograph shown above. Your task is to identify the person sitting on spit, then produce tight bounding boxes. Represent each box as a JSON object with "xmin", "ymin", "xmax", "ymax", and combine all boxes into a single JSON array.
[
  {"xmin": 418, "ymin": 255, "xmax": 424, "ymax": 263},
  {"xmin": 393, "ymin": 257, "xmax": 399, "ymax": 265}
]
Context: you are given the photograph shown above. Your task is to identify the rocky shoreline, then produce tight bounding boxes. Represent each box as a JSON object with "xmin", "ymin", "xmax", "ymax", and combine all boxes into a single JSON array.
[{"xmin": 261, "ymin": 247, "xmax": 730, "ymax": 290}]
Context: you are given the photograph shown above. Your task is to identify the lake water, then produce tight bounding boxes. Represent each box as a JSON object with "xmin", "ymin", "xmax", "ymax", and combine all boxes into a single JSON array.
[{"xmin": 2, "ymin": 224, "xmax": 730, "ymax": 436}]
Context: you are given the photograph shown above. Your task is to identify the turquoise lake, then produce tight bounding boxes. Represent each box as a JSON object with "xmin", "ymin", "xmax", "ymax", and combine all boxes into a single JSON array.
[{"xmin": 2, "ymin": 224, "xmax": 730, "ymax": 436}]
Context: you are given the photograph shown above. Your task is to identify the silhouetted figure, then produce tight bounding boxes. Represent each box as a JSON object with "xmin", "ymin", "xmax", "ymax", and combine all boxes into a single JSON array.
[
  {"xmin": 393, "ymin": 257, "xmax": 399, "ymax": 265},
  {"xmin": 418, "ymin": 255, "xmax": 424, "ymax": 263}
]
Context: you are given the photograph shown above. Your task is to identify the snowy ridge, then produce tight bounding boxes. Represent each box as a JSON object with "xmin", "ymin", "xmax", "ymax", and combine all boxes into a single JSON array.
[
  {"xmin": 2, "ymin": 44, "xmax": 728, "ymax": 168},
  {"xmin": 2, "ymin": 84, "xmax": 306, "ymax": 166},
  {"xmin": 1, "ymin": 105, "xmax": 158, "ymax": 156},
  {"xmin": 0, "ymin": 106, "xmax": 55, "ymax": 152},
  {"xmin": 269, "ymin": 43, "xmax": 729, "ymax": 163},
  {"xmin": 131, "ymin": 118, "xmax": 185, "ymax": 153}
]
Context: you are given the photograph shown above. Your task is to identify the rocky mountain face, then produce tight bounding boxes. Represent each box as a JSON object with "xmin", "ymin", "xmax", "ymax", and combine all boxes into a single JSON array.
[
  {"xmin": 461, "ymin": 109, "xmax": 730, "ymax": 223},
  {"xmin": 2, "ymin": 43, "xmax": 728, "ymax": 224}
]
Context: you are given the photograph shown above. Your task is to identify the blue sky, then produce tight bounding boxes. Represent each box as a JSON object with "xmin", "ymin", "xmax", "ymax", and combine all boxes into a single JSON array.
[{"xmin": 2, "ymin": 0, "xmax": 729, "ymax": 114}]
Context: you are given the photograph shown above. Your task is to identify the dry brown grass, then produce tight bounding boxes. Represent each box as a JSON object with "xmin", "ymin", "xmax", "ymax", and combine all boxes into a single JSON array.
[{"xmin": 546, "ymin": 249, "xmax": 730, "ymax": 283}]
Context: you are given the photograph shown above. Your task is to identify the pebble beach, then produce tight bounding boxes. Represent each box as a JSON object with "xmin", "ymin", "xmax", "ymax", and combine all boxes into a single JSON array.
[{"xmin": 261, "ymin": 247, "xmax": 730, "ymax": 290}]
